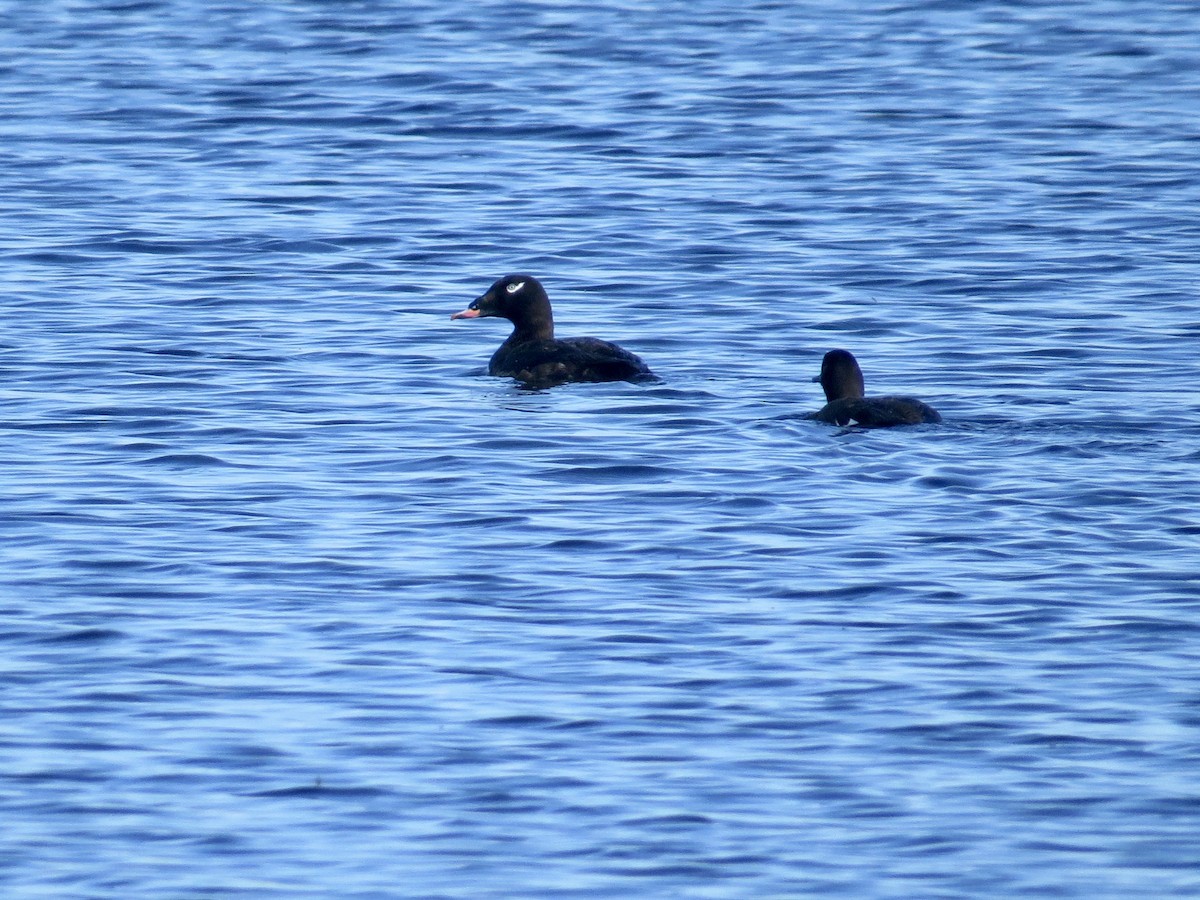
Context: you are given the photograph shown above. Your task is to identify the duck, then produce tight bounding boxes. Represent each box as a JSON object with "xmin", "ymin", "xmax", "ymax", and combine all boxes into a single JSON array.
[
  {"xmin": 451, "ymin": 275, "xmax": 653, "ymax": 387},
  {"xmin": 810, "ymin": 349, "xmax": 941, "ymax": 427}
]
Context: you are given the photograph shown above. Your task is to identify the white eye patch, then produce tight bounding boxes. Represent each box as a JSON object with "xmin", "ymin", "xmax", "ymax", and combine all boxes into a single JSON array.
[{"xmin": 505, "ymin": 281, "xmax": 525, "ymax": 294}]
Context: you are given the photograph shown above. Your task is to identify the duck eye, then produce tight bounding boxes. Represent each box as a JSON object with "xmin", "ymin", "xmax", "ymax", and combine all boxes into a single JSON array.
[{"xmin": 505, "ymin": 281, "xmax": 525, "ymax": 294}]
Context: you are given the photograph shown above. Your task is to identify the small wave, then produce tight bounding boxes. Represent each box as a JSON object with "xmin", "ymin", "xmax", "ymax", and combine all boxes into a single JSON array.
[
  {"xmin": 38, "ymin": 627, "xmax": 124, "ymax": 645},
  {"xmin": 140, "ymin": 452, "xmax": 238, "ymax": 468}
]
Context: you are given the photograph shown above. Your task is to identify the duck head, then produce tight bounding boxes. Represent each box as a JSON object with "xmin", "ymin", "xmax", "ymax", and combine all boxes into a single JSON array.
[{"xmin": 452, "ymin": 274, "xmax": 554, "ymax": 340}]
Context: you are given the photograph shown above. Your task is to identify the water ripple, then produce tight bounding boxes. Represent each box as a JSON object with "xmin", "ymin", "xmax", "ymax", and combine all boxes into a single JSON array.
[{"xmin": 2, "ymin": 1, "xmax": 1200, "ymax": 898}]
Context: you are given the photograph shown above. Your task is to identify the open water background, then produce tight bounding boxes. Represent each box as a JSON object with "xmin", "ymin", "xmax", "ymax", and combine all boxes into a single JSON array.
[{"xmin": 3, "ymin": 1, "xmax": 1200, "ymax": 896}]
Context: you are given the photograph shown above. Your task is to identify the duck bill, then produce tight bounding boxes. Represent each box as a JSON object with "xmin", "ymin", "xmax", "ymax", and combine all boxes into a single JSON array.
[{"xmin": 450, "ymin": 307, "xmax": 481, "ymax": 320}]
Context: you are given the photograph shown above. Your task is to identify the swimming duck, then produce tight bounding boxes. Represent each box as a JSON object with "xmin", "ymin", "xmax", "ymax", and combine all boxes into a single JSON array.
[
  {"xmin": 451, "ymin": 275, "xmax": 653, "ymax": 387},
  {"xmin": 810, "ymin": 349, "xmax": 941, "ymax": 427}
]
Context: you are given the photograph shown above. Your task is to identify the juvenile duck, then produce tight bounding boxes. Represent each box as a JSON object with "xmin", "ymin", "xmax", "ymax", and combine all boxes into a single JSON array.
[
  {"xmin": 451, "ymin": 275, "xmax": 652, "ymax": 387},
  {"xmin": 811, "ymin": 349, "xmax": 941, "ymax": 427}
]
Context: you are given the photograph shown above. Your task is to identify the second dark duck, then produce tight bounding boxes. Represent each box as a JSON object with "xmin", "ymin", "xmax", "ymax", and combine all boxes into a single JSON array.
[
  {"xmin": 452, "ymin": 275, "xmax": 653, "ymax": 387},
  {"xmin": 810, "ymin": 349, "xmax": 941, "ymax": 427}
]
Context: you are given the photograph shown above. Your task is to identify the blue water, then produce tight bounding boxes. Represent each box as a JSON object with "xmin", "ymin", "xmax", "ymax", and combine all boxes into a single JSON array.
[{"xmin": 3, "ymin": 1, "xmax": 1200, "ymax": 896}]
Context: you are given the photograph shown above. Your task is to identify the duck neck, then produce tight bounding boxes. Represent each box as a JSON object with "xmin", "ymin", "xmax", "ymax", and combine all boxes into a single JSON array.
[
  {"xmin": 826, "ymin": 375, "xmax": 864, "ymax": 403},
  {"xmin": 508, "ymin": 301, "xmax": 555, "ymax": 343}
]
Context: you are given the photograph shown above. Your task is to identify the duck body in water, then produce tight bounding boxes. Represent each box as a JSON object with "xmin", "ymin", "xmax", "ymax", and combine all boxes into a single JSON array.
[
  {"xmin": 451, "ymin": 275, "xmax": 653, "ymax": 387},
  {"xmin": 810, "ymin": 349, "xmax": 941, "ymax": 427}
]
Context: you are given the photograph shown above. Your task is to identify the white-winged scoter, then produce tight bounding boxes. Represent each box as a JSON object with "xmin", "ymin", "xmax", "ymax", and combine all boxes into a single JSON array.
[
  {"xmin": 810, "ymin": 349, "xmax": 941, "ymax": 427},
  {"xmin": 451, "ymin": 275, "xmax": 653, "ymax": 387}
]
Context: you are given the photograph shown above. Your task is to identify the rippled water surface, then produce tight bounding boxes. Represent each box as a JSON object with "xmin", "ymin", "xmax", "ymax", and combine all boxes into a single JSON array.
[{"xmin": 3, "ymin": 1, "xmax": 1200, "ymax": 896}]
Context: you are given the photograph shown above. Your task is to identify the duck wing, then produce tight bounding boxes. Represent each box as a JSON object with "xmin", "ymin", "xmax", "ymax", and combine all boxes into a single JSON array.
[{"xmin": 492, "ymin": 337, "xmax": 652, "ymax": 385}]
